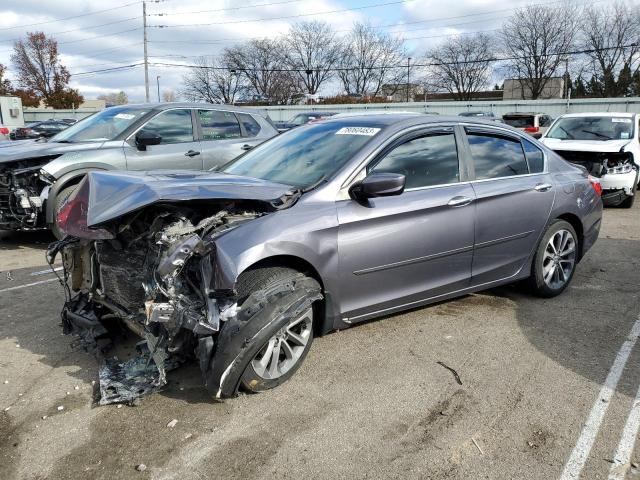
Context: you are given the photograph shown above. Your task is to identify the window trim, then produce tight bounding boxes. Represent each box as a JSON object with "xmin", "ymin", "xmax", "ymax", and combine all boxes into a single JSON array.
[{"xmin": 126, "ymin": 107, "xmax": 197, "ymax": 145}]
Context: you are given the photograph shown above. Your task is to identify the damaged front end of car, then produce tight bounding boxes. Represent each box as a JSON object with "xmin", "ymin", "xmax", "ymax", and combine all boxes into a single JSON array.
[
  {"xmin": 47, "ymin": 171, "xmax": 308, "ymax": 405},
  {"xmin": 552, "ymin": 149, "xmax": 639, "ymax": 205},
  {"xmin": 0, "ymin": 156, "xmax": 59, "ymax": 230}
]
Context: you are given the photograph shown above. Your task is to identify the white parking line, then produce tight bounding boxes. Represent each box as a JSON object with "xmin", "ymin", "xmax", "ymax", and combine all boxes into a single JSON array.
[
  {"xmin": 560, "ymin": 316, "xmax": 640, "ymax": 480},
  {"xmin": 30, "ymin": 267, "xmax": 63, "ymax": 276},
  {"xmin": 608, "ymin": 376, "xmax": 640, "ymax": 479},
  {"xmin": 0, "ymin": 278, "xmax": 58, "ymax": 293}
]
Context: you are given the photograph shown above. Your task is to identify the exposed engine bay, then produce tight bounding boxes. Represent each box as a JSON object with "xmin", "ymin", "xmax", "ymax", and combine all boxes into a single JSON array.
[
  {"xmin": 48, "ymin": 200, "xmax": 321, "ymax": 404},
  {"xmin": 0, "ymin": 156, "xmax": 57, "ymax": 230},
  {"xmin": 552, "ymin": 150, "xmax": 637, "ymax": 178}
]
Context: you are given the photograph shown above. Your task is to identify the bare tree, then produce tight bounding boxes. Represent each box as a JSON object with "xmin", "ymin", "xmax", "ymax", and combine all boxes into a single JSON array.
[
  {"xmin": 225, "ymin": 39, "xmax": 297, "ymax": 104},
  {"xmin": 338, "ymin": 23, "xmax": 406, "ymax": 97},
  {"xmin": 162, "ymin": 89, "xmax": 176, "ymax": 102},
  {"xmin": 501, "ymin": 4, "xmax": 578, "ymax": 100},
  {"xmin": 181, "ymin": 56, "xmax": 243, "ymax": 104},
  {"xmin": 282, "ymin": 21, "xmax": 341, "ymax": 94},
  {"xmin": 427, "ymin": 33, "xmax": 494, "ymax": 101},
  {"xmin": 97, "ymin": 91, "xmax": 128, "ymax": 105},
  {"xmin": 11, "ymin": 32, "xmax": 83, "ymax": 108},
  {"xmin": 581, "ymin": 2, "xmax": 640, "ymax": 97}
]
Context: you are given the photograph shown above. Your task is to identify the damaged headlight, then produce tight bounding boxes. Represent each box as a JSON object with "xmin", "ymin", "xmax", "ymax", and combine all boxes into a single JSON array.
[{"xmin": 605, "ymin": 159, "xmax": 634, "ymax": 174}]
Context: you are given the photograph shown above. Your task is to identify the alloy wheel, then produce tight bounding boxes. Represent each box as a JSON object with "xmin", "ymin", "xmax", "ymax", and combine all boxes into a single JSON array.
[
  {"xmin": 251, "ymin": 307, "xmax": 313, "ymax": 380},
  {"xmin": 542, "ymin": 229, "xmax": 576, "ymax": 290}
]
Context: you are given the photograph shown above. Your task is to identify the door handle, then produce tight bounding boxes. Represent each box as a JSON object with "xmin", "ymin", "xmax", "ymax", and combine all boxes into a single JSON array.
[
  {"xmin": 185, "ymin": 150, "xmax": 200, "ymax": 157},
  {"xmin": 447, "ymin": 196, "xmax": 473, "ymax": 207},
  {"xmin": 241, "ymin": 144, "xmax": 253, "ymax": 151},
  {"xmin": 534, "ymin": 183, "xmax": 553, "ymax": 192}
]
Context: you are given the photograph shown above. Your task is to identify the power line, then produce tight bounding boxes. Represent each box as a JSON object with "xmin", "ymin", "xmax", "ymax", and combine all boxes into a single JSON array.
[
  {"xmin": 151, "ymin": 0, "xmax": 417, "ymax": 28},
  {"xmin": 72, "ymin": 63, "xmax": 143, "ymax": 77},
  {"xmin": 0, "ymin": 1, "xmax": 142, "ymax": 31}
]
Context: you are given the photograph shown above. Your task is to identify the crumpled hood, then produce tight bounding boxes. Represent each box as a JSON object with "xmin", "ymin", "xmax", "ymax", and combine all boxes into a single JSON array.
[
  {"xmin": 540, "ymin": 138, "xmax": 631, "ymax": 153},
  {"xmin": 85, "ymin": 170, "xmax": 297, "ymax": 227},
  {"xmin": 0, "ymin": 140, "xmax": 104, "ymax": 163}
]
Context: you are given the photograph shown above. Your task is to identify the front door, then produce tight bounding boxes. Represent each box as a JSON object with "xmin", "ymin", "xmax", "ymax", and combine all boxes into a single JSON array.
[
  {"xmin": 124, "ymin": 108, "xmax": 203, "ymax": 170},
  {"xmin": 463, "ymin": 128, "xmax": 555, "ymax": 285},
  {"xmin": 337, "ymin": 127, "xmax": 476, "ymax": 322}
]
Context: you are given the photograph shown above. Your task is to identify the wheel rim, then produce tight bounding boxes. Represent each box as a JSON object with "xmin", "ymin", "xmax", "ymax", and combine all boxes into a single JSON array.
[
  {"xmin": 251, "ymin": 307, "xmax": 313, "ymax": 380},
  {"xmin": 542, "ymin": 229, "xmax": 576, "ymax": 290}
]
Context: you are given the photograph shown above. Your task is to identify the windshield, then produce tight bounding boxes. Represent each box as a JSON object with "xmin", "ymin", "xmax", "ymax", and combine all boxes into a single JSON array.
[
  {"xmin": 503, "ymin": 115, "xmax": 535, "ymax": 128},
  {"xmin": 223, "ymin": 121, "xmax": 382, "ymax": 187},
  {"xmin": 546, "ymin": 116, "xmax": 634, "ymax": 141},
  {"xmin": 50, "ymin": 106, "xmax": 151, "ymax": 143}
]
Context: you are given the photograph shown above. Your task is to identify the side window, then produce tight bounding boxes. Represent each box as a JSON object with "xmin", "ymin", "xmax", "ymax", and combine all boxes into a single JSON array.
[
  {"xmin": 198, "ymin": 110, "xmax": 241, "ymax": 140},
  {"xmin": 140, "ymin": 109, "xmax": 194, "ymax": 144},
  {"xmin": 540, "ymin": 116, "xmax": 551, "ymax": 127},
  {"xmin": 237, "ymin": 113, "xmax": 261, "ymax": 137},
  {"xmin": 369, "ymin": 133, "xmax": 459, "ymax": 189},
  {"xmin": 466, "ymin": 131, "xmax": 528, "ymax": 179},
  {"xmin": 522, "ymin": 139, "xmax": 544, "ymax": 173}
]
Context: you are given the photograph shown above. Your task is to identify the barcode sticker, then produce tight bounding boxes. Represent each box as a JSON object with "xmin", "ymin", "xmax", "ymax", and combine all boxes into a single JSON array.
[{"xmin": 335, "ymin": 127, "xmax": 381, "ymax": 136}]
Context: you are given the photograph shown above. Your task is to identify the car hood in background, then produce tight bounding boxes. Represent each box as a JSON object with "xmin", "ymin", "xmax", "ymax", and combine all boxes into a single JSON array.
[
  {"xmin": 540, "ymin": 138, "xmax": 631, "ymax": 153},
  {"xmin": 0, "ymin": 140, "xmax": 106, "ymax": 163},
  {"xmin": 84, "ymin": 170, "xmax": 297, "ymax": 227}
]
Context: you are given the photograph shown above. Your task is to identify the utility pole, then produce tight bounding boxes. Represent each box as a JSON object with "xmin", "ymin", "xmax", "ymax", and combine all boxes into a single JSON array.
[
  {"xmin": 156, "ymin": 75, "xmax": 161, "ymax": 102},
  {"xmin": 143, "ymin": 1, "xmax": 150, "ymax": 102},
  {"xmin": 406, "ymin": 57, "xmax": 411, "ymax": 102}
]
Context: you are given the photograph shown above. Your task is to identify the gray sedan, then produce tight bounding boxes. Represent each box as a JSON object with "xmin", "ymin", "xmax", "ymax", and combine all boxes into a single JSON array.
[{"xmin": 51, "ymin": 113, "xmax": 602, "ymax": 403}]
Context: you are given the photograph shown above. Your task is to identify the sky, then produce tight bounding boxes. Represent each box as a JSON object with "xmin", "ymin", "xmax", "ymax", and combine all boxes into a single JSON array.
[{"xmin": 0, "ymin": 0, "xmax": 593, "ymax": 102}]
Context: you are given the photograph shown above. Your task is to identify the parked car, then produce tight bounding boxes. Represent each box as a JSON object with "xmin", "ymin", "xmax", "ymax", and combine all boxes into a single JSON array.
[
  {"xmin": 0, "ymin": 125, "xmax": 9, "ymax": 141},
  {"xmin": 0, "ymin": 103, "xmax": 278, "ymax": 237},
  {"xmin": 274, "ymin": 112, "xmax": 338, "ymax": 132},
  {"xmin": 10, "ymin": 120, "xmax": 70, "ymax": 140},
  {"xmin": 58, "ymin": 118, "xmax": 79, "ymax": 125},
  {"xmin": 540, "ymin": 112, "xmax": 640, "ymax": 207},
  {"xmin": 458, "ymin": 111, "xmax": 496, "ymax": 119},
  {"xmin": 50, "ymin": 113, "xmax": 602, "ymax": 403},
  {"xmin": 502, "ymin": 112, "xmax": 553, "ymax": 138}
]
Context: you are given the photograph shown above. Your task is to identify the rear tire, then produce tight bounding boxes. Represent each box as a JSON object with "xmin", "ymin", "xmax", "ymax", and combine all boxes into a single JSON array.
[
  {"xmin": 51, "ymin": 185, "xmax": 77, "ymax": 239},
  {"xmin": 527, "ymin": 220, "xmax": 578, "ymax": 298}
]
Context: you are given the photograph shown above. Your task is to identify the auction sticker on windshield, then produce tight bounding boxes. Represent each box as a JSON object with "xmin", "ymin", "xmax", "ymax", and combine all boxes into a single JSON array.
[
  {"xmin": 612, "ymin": 118, "xmax": 632, "ymax": 123},
  {"xmin": 335, "ymin": 127, "xmax": 381, "ymax": 136},
  {"xmin": 115, "ymin": 113, "xmax": 136, "ymax": 120}
]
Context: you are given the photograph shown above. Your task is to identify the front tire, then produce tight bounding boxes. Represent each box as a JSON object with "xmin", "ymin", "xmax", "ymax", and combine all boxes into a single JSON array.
[{"xmin": 527, "ymin": 220, "xmax": 578, "ymax": 298}]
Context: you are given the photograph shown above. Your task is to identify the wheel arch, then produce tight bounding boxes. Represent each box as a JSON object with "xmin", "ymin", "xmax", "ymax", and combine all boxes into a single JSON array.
[
  {"xmin": 239, "ymin": 254, "xmax": 332, "ymax": 336},
  {"xmin": 555, "ymin": 212, "xmax": 584, "ymax": 260}
]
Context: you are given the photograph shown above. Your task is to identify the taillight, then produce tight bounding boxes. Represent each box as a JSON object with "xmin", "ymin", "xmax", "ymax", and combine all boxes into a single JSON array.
[
  {"xmin": 56, "ymin": 177, "xmax": 113, "ymax": 239},
  {"xmin": 588, "ymin": 175, "xmax": 602, "ymax": 197},
  {"xmin": 524, "ymin": 126, "xmax": 540, "ymax": 133},
  {"xmin": 0, "ymin": 127, "xmax": 8, "ymax": 135}
]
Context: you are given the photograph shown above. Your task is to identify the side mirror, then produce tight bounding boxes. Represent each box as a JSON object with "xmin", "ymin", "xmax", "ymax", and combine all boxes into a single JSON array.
[
  {"xmin": 135, "ymin": 131, "xmax": 162, "ymax": 151},
  {"xmin": 350, "ymin": 172, "xmax": 406, "ymax": 200}
]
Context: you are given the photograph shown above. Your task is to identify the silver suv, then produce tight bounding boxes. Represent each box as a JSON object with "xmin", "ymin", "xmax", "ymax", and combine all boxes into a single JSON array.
[{"xmin": 0, "ymin": 103, "xmax": 277, "ymax": 237}]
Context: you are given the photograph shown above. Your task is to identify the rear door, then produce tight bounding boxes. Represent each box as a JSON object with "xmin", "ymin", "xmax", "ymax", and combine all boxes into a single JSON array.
[
  {"xmin": 336, "ymin": 126, "xmax": 476, "ymax": 322},
  {"xmin": 196, "ymin": 109, "xmax": 261, "ymax": 170},
  {"xmin": 462, "ymin": 127, "xmax": 555, "ymax": 285},
  {"xmin": 124, "ymin": 108, "xmax": 203, "ymax": 170}
]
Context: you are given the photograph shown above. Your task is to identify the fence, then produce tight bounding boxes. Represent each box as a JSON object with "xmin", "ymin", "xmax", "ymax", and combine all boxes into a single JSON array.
[
  {"xmin": 22, "ymin": 108, "xmax": 100, "ymax": 123},
  {"xmin": 255, "ymin": 97, "xmax": 640, "ymax": 122}
]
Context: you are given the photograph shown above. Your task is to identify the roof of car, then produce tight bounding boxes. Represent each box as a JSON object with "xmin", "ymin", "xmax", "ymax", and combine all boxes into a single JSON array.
[
  {"xmin": 559, "ymin": 112, "xmax": 636, "ymax": 118},
  {"xmin": 321, "ymin": 112, "xmax": 502, "ymax": 128},
  {"xmin": 114, "ymin": 102, "xmax": 264, "ymax": 115}
]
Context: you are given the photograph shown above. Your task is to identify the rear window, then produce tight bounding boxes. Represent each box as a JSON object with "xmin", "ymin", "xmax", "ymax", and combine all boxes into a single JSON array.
[{"xmin": 503, "ymin": 116, "xmax": 535, "ymax": 128}]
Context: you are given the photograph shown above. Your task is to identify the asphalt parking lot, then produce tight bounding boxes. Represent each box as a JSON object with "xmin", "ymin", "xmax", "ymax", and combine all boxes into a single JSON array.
[{"xmin": 0, "ymin": 203, "xmax": 638, "ymax": 480}]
